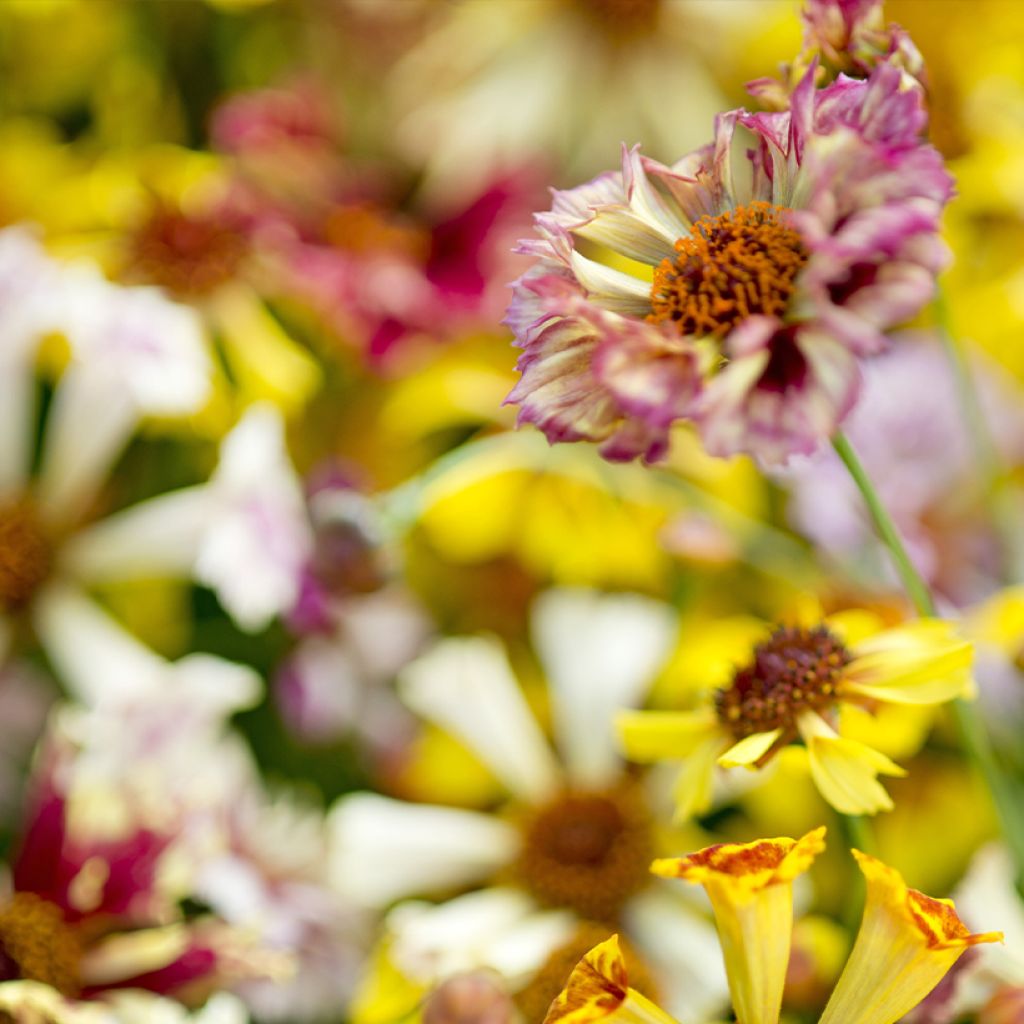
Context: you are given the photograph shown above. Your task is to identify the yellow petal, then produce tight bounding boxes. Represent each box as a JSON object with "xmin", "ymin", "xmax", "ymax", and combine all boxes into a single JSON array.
[
  {"xmin": 671, "ymin": 735, "xmax": 729, "ymax": 823},
  {"xmin": 798, "ymin": 712, "xmax": 906, "ymax": 816},
  {"xmin": 718, "ymin": 729, "xmax": 782, "ymax": 768},
  {"xmin": 616, "ymin": 709, "xmax": 719, "ymax": 763},
  {"xmin": 843, "ymin": 621, "xmax": 974, "ymax": 705},
  {"xmin": 543, "ymin": 935, "xmax": 679, "ymax": 1024},
  {"xmin": 820, "ymin": 852, "xmax": 1002, "ymax": 1024},
  {"xmin": 652, "ymin": 829, "xmax": 826, "ymax": 1024},
  {"xmin": 210, "ymin": 282, "xmax": 321, "ymax": 413}
]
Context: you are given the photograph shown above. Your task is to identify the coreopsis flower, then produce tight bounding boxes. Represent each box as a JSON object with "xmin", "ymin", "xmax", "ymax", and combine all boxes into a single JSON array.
[
  {"xmin": 330, "ymin": 589, "xmax": 730, "ymax": 1022},
  {"xmin": 0, "ymin": 227, "xmax": 215, "ymax": 673},
  {"xmin": 0, "ymin": 721, "xmax": 265, "ymax": 1013},
  {"xmin": 544, "ymin": 839, "xmax": 1001, "ymax": 1024},
  {"xmin": 618, "ymin": 610, "xmax": 973, "ymax": 817},
  {"xmin": 505, "ymin": 60, "xmax": 952, "ymax": 464}
]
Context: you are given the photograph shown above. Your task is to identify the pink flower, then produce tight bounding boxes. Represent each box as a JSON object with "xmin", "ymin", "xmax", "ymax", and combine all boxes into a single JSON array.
[{"xmin": 504, "ymin": 61, "xmax": 952, "ymax": 465}]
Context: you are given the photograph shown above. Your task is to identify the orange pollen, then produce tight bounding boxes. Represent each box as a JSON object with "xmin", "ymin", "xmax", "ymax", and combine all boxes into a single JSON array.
[
  {"xmin": 648, "ymin": 201, "xmax": 808, "ymax": 339},
  {"xmin": 511, "ymin": 785, "xmax": 653, "ymax": 923},
  {"xmin": 0, "ymin": 893, "xmax": 81, "ymax": 996},
  {"xmin": 0, "ymin": 497, "xmax": 54, "ymax": 612}
]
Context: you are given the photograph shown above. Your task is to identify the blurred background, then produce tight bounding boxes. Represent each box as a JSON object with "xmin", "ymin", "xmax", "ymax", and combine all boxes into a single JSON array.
[{"xmin": 2, "ymin": 2, "xmax": 1024, "ymax": 1022}]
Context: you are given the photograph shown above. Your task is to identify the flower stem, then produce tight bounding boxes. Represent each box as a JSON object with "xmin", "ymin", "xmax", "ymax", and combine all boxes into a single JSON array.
[
  {"xmin": 840, "ymin": 814, "xmax": 874, "ymax": 927},
  {"xmin": 832, "ymin": 431, "xmax": 1024, "ymax": 884}
]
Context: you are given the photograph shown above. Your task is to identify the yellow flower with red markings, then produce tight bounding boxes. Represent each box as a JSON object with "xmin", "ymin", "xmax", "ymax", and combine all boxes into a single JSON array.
[
  {"xmin": 542, "ymin": 838, "xmax": 1000, "ymax": 1024},
  {"xmin": 819, "ymin": 851, "xmax": 1003, "ymax": 1024},
  {"xmin": 542, "ymin": 935, "xmax": 678, "ymax": 1024},
  {"xmin": 618, "ymin": 613, "xmax": 973, "ymax": 819},
  {"xmin": 652, "ymin": 829, "xmax": 826, "ymax": 1024}
]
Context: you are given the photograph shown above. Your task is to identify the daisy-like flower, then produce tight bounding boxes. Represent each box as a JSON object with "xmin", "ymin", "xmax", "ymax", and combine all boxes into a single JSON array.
[
  {"xmin": 618, "ymin": 611, "xmax": 973, "ymax": 817},
  {"xmin": 330, "ymin": 589, "xmax": 730, "ymax": 1022},
  {"xmin": 544, "ymin": 835, "xmax": 1000, "ymax": 1024},
  {"xmin": 0, "ymin": 227, "xmax": 214, "ymax": 671},
  {"xmin": 505, "ymin": 58, "xmax": 952, "ymax": 464}
]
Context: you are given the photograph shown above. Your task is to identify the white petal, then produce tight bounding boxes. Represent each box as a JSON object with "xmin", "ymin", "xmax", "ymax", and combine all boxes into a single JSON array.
[
  {"xmin": 533, "ymin": 588, "xmax": 677, "ymax": 789},
  {"xmin": 327, "ymin": 794, "xmax": 519, "ymax": 907},
  {"xmin": 569, "ymin": 250, "xmax": 653, "ymax": 315},
  {"xmin": 35, "ymin": 366, "xmax": 138, "ymax": 527},
  {"xmin": 398, "ymin": 636, "xmax": 561, "ymax": 803},
  {"xmin": 62, "ymin": 486, "xmax": 214, "ymax": 582},
  {"xmin": 32, "ymin": 583, "xmax": 166, "ymax": 704},
  {"xmin": 388, "ymin": 888, "xmax": 573, "ymax": 987},
  {"xmin": 196, "ymin": 404, "xmax": 313, "ymax": 632}
]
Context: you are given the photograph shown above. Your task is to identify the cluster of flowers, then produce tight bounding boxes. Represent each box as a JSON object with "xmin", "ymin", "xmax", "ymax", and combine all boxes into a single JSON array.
[{"xmin": 0, "ymin": 0, "xmax": 1021, "ymax": 1023}]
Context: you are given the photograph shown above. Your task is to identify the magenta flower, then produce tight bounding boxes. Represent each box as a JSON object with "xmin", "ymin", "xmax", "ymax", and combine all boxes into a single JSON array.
[{"xmin": 504, "ymin": 61, "xmax": 952, "ymax": 464}]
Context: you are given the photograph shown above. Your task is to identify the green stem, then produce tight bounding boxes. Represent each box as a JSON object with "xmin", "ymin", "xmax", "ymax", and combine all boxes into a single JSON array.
[
  {"xmin": 841, "ymin": 812, "xmax": 876, "ymax": 856},
  {"xmin": 832, "ymin": 431, "xmax": 1024, "ymax": 884},
  {"xmin": 832, "ymin": 434, "xmax": 935, "ymax": 615}
]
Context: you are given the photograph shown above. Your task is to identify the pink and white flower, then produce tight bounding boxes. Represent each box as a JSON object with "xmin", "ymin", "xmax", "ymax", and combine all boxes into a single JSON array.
[{"xmin": 505, "ymin": 60, "xmax": 952, "ymax": 464}]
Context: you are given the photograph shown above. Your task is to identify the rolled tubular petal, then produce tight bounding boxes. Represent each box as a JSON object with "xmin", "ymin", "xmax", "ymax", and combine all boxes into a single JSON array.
[
  {"xmin": 819, "ymin": 852, "xmax": 1002, "ymax": 1024},
  {"xmin": 651, "ymin": 828, "xmax": 826, "ymax": 1024},
  {"xmin": 543, "ymin": 935, "xmax": 680, "ymax": 1024}
]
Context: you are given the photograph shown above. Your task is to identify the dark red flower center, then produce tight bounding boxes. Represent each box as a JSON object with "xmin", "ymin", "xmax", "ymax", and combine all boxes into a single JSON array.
[
  {"xmin": 649, "ymin": 202, "xmax": 808, "ymax": 339},
  {"xmin": 512, "ymin": 787, "xmax": 653, "ymax": 922},
  {"xmin": 715, "ymin": 625, "xmax": 851, "ymax": 743}
]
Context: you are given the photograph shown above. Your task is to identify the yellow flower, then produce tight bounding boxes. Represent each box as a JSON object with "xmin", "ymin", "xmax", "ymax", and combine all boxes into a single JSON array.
[
  {"xmin": 542, "ymin": 935, "xmax": 677, "ymax": 1024},
  {"xmin": 618, "ymin": 615, "xmax": 973, "ymax": 819},
  {"xmin": 543, "ymin": 839, "xmax": 1000, "ymax": 1024},
  {"xmin": 819, "ymin": 851, "xmax": 1003, "ymax": 1024},
  {"xmin": 652, "ymin": 829, "xmax": 826, "ymax": 1024}
]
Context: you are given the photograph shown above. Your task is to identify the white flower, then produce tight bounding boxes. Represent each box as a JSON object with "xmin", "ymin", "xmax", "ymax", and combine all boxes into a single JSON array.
[{"xmin": 328, "ymin": 588, "xmax": 729, "ymax": 1020}]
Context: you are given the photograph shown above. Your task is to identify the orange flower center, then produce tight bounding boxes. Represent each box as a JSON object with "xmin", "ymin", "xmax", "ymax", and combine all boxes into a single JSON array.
[
  {"xmin": 130, "ymin": 202, "xmax": 248, "ymax": 299},
  {"xmin": 0, "ymin": 893, "xmax": 81, "ymax": 996},
  {"xmin": 512, "ymin": 786, "xmax": 653, "ymax": 922},
  {"xmin": 0, "ymin": 497, "xmax": 54, "ymax": 613},
  {"xmin": 648, "ymin": 202, "xmax": 808, "ymax": 339},
  {"xmin": 715, "ymin": 625, "xmax": 851, "ymax": 743}
]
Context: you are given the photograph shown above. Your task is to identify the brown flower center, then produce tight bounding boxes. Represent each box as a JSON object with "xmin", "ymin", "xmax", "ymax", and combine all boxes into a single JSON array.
[
  {"xmin": 0, "ymin": 497, "xmax": 54, "ymax": 613},
  {"xmin": 572, "ymin": 0, "xmax": 661, "ymax": 32},
  {"xmin": 129, "ymin": 202, "xmax": 248, "ymax": 299},
  {"xmin": 512, "ymin": 786, "xmax": 653, "ymax": 922},
  {"xmin": 514, "ymin": 922, "xmax": 657, "ymax": 1024},
  {"xmin": 715, "ymin": 625, "xmax": 851, "ymax": 743},
  {"xmin": 648, "ymin": 202, "xmax": 808, "ymax": 339},
  {"xmin": 0, "ymin": 893, "xmax": 81, "ymax": 996}
]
